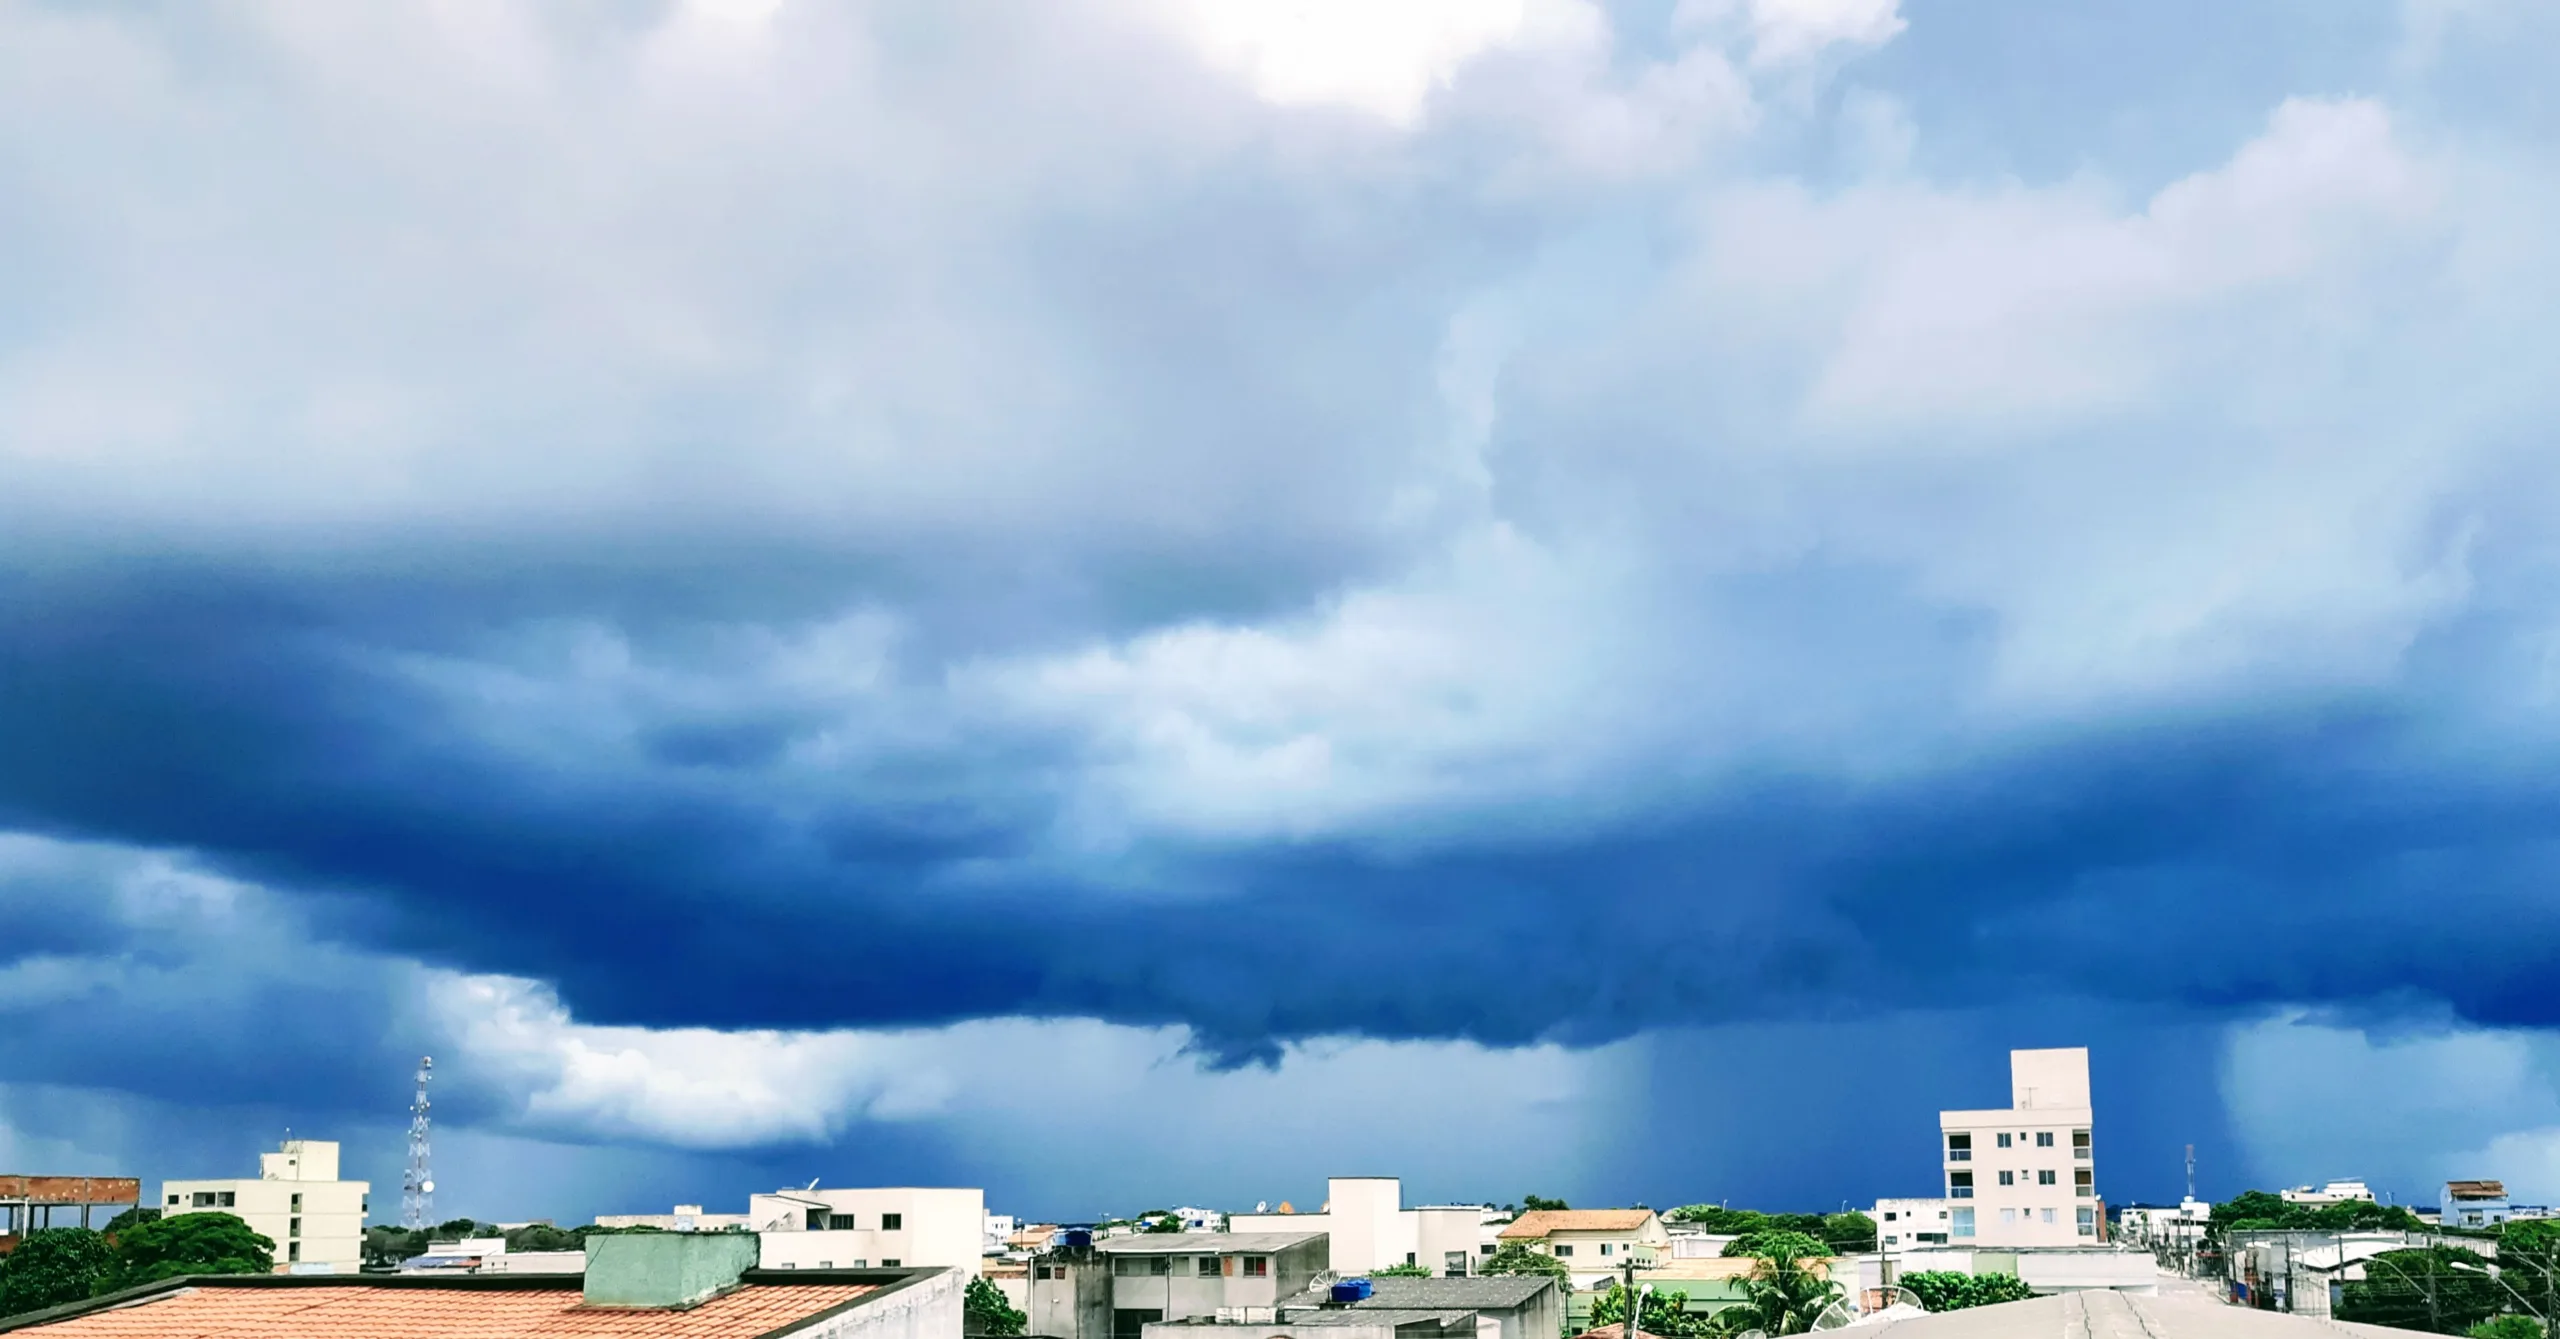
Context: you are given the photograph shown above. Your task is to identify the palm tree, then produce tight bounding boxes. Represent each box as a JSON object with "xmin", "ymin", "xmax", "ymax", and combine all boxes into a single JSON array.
[{"xmin": 1722, "ymin": 1245, "xmax": 1842, "ymax": 1337}]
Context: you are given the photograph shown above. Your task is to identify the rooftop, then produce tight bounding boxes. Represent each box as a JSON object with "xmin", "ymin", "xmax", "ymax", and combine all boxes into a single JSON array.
[
  {"xmin": 1859, "ymin": 1289, "xmax": 2415, "ymax": 1339},
  {"xmin": 2447, "ymin": 1181, "xmax": 2508, "ymax": 1199},
  {"xmin": 0, "ymin": 1272, "xmax": 897, "ymax": 1339},
  {"xmin": 1284, "ymin": 1277, "xmax": 1558, "ymax": 1309},
  {"xmin": 1095, "ymin": 1232, "xmax": 1326, "ymax": 1254},
  {"xmin": 1499, "ymin": 1211, "xmax": 1655, "ymax": 1239}
]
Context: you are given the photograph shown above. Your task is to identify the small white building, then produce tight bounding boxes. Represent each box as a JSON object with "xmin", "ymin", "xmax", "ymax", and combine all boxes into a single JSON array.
[
  {"xmin": 1874, "ymin": 1198, "xmax": 1955, "ymax": 1252},
  {"xmin": 596, "ymin": 1186, "xmax": 986, "ymax": 1276},
  {"xmin": 1229, "ymin": 1179, "xmax": 1488, "ymax": 1278},
  {"xmin": 159, "ymin": 1138, "xmax": 369, "ymax": 1274},
  {"xmin": 2281, "ymin": 1181, "xmax": 2376, "ymax": 1206},
  {"xmin": 1940, "ymin": 1048, "xmax": 2099, "ymax": 1247}
]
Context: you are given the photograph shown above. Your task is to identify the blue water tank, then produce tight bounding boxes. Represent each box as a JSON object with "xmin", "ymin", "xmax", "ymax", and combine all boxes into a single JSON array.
[
  {"xmin": 1064, "ymin": 1230, "xmax": 1093, "ymax": 1249},
  {"xmin": 1332, "ymin": 1279, "xmax": 1374, "ymax": 1303}
]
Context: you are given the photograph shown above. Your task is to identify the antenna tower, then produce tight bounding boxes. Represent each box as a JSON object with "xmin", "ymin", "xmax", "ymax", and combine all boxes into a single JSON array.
[
  {"xmin": 402, "ymin": 1056, "xmax": 435, "ymax": 1229},
  {"xmin": 2185, "ymin": 1143, "xmax": 2196, "ymax": 1201}
]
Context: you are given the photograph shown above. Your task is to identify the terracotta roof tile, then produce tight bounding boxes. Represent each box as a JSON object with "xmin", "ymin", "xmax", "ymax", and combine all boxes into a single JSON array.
[
  {"xmin": 1498, "ymin": 1211, "xmax": 1656, "ymax": 1239},
  {"xmin": 14, "ymin": 1282, "xmax": 874, "ymax": 1339}
]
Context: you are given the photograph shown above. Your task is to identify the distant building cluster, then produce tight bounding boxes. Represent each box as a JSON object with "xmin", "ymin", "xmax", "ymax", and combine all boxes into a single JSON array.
[{"xmin": 5, "ymin": 1043, "xmax": 2547, "ymax": 1339}]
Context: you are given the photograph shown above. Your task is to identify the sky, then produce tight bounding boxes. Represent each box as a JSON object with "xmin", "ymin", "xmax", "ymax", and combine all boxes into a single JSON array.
[{"xmin": 6, "ymin": 0, "xmax": 2560, "ymax": 1226}]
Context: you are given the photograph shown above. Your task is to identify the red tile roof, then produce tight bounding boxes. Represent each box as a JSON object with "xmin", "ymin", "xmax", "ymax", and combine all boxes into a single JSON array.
[{"xmin": 9, "ymin": 1282, "xmax": 874, "ymax": 1338}]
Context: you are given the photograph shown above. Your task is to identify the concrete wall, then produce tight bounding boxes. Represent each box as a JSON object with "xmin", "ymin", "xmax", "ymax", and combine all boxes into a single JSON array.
[
  {"xmin": 809, "ymin": 1268, "xmax": 966, "ymax": 1339},
  {"xmin": 1414, "ymin": 1209, "xmax": 1480, "ymax": 1277},
  {"xmin": 752, "ymin": 1188, "xmax": 986, "ymax": 1276}
]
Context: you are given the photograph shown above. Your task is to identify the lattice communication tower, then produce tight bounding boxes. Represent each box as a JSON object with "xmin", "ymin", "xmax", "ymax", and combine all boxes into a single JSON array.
[{"xmin": 402, "ymin": 1055, "xmax": 434, "ymax": 1229}]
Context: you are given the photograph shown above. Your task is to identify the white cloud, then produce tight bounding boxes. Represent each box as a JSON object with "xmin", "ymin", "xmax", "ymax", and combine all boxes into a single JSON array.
[
  {"xmin": 1675, "ymin": 0, "xmax": 1906, "ymax": 67},
  {"xmin": 1143, "ymin": 0, "xmax": 1581, "ymax": 126}
]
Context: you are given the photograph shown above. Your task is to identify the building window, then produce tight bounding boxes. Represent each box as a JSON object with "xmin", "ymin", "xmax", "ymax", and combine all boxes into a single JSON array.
[
  {"xmin": 1883, "ymin": 1212, "xmax": 1897, "ymax": 1222},
  {"xmin": 1600, "ymin": 1244, "xmax": 1613, "ymax": 1257},
  {"xmin": 1949, "ymin": 1173, "xmax": 1973, "ymax": 1199},
  {"xmin": 1884, "ymin": 1235, "xmax": 1898, "ymax": 1246},
  {"xmin": 1243, "ymin": 1258, "xmax": 1268, "ymax": 1278},
  {"xmin": 2073, "ymin": 1130, "xmax": 2091, "ymax": 1159},
  {"xmin": 831, "ymin": 1214, "xmax": 858, "ymax": 1230},
  {"xmin": 1999, "ymin": 1209, "xmax": 2016, "ymax": 1225},
  {"xmin": 1555, "ymin": 1245, "xmax": 1574, "ymax": 1257},
  {"xmin": 1998, "ymin": 1172, "xmax": 2014, "ymax": 1187},
  {"xmin": 882, "ymin": 1213, "xmax": 903, "ymax": 1231},
  {"xmin": 2077, "ymin": 1208, "xmax": 2096, "ymax": 1237},
  {"xmin": 2075, "ymin": 1170, "xmax": 2094, "ymax": 1198},
  {"xmin": 291, "ymin": 1194, "xmax": 303, "ymax": 1211},
  {"xmin": 2036, "ymin": 1132, "xmax": 2054, "ymax": 1148},
  {"xmin": 819, "ymin": 1261, "xmax": 834, "ymax": 1269},
  {"xmin": 288, "ymin": 1242, "xmax": 301, "ymax": 1262},
  {"xmin": 2040, "ymin": 1209, "xmax": 2055, "ymax": 1224},
  {"xmin": 191, "ymin": 1192, "xmax": 217, "ymax": 1208},
  {"xmin": 2038, "ymin": 1170, "xmax": 2056, "ymax": 1186},
  {"xmin": 1946, "ymin": 1134, "xmax": 1971, "ymax": 1162},
  {"xmin": 1446, "ymin": 1252, "xmax": 1469, "ymax": 1278},
  {"xmin": 1200, "ymin": 1257, "xmax": 1220, "ymax": 1277},
  {"xmin": 1951, "ymin": 1209, "xmax": 1974, "ymax": 1239},
  {"xmin": 881, "ymin": 1258, "xmax": 900, "ymax": 1267},
  {"xmin": 1406, "ymin": 1253, "xmax": 1417, "ymax": 1266},
  {"xmin": 220, "ymin": 1192, "xmax": 236, "ymax": 1207},
  {"xmin": 1481, "ymin": 1245, "xmax": 1495, "ymax": 1255},
  {"xmin": 290, "ymin": 1218, "xmax": 302, "ymax": 1238},
  {"xmin": 1996, "ymin": 1133, "xmax": 2013, "ymax": 1149},
  {"xmin": 167, "ymin": 1194, "xmax": 179, "ymax": 1206}
]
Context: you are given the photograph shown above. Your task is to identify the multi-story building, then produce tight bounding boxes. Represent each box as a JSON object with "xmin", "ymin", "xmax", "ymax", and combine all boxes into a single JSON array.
[
  {"xmin": 1940, "ymin": 1048, "xmax": 2098, "ymax": 1247},
  {"xmin": 1872, "ymin": 1198, "xmax": 1954, "ymax": 1252},
  {"xmin": 159, "ymin": 1139, "xmax": 368, "ymax": 1273},
  {"xmin": 1027, "ymin": 1230, "xmax": 1330, "ymax": 1339},
  {"xmin": 2442, "ymin": 1180, "xmax": 2510, "ymax": 1228},
  {"xmin": 599, "ymin": 1185, "xmax": 986, "ymax": 1275},
  {"xmin": 1491, "ymin": 1210, "xmax": 1669, "ymax": 1289},
  {"xmin": 1228, "ymin": 1179, "xmax": 1487, "ymax": 1278}
]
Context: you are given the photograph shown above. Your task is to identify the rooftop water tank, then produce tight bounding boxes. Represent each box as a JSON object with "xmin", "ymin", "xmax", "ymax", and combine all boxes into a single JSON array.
[{"xmin": 1331, "ymin": 1279, "xmax": 1374, "ymax": 1304}]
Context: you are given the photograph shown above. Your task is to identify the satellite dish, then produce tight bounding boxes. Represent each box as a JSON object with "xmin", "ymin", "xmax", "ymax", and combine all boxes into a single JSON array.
[{"xmin": 421, "ymin": 1180, "xmax": 435, "ymax": 1194}]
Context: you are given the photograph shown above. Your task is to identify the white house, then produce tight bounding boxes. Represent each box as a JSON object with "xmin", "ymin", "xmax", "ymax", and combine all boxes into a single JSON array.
[
  {"xmin": 1228, "ymin": 1179, "xmax": 1487, "ymax": 1278},
  {"xmin": 599, "ymin": 1185, "xmax": 986, "ymax": 1275},
  {"xmin": 1873, "ymin": 1198, "xmax": 1955, "ymax": 1252},
  {"xmin": 1940, "ymin": 1048, "xmax": 2099, "ymax": 1247},
  {"xmin": 1491, "ymin": 1210, "xmax": 1669, "ymax": 1289},
  {"xmin": 160, "ymin": 1138, "xmax": 368, "ymax": 1274},
  {"xmin": 2282, "ymin": 1181, "xmax": 2376, "ymax": 1206}
]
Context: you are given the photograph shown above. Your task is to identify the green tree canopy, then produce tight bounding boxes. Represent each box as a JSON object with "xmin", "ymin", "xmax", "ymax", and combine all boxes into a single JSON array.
[
  {"xmin": 2337, "ymin": 1246, "xmax": 2505, "ymax": 1335},
  {"xmin": 964, "ymin": 1275, "xmax": 1026, "ymax": 1337},
  {"xmin": 0, "ymin": 1228, "xmax": 120, "ymax": 1317},
  {"xmin": 1591, "ymin": 1282, "xmax": 1714, "ymax": 1337},
  {"xmin": 112, "ymin": 1212, "xmax": 276, "ymax": 1284},
  {"xmin": 2210, "ymin": 1191, "xmax": 2426, "ymax": 1237},
  {"xmin": 1522, "ymin": 1195, "xmax": 1570, "ymax": 1213},
  {"xmin": 1818, "ymin": 1213, "xmax": 1877, "ymax": 1254},
  {"xmin": 1900, "ymin": 1272, "xmax": 2035, "ymax": 1312},
  {"xmin": 1723, "ymin": 1231, "xmax": 1829, "ymax": 1261},
  {"xmin": 2468, "ymin": 1317, "xmax": 2545, "ymax": 1339},
  {"xmin": 2498, "ymin": 1219, "xmax": 2560, "ymax": 1327},
  {"xmin": 504, "ymin": 1224, "xmax": 581, "ymax": 1252},
  {"xmin": 1370, "ymin": 1263, "xmax": 1433, "ymax": 1278},
  {"xmin": 1481, "ymin": 1244, "xmax": 1572, "ymax": 1281},
  {"xmin": 99, "ymin": 1208, "xmax": 161, "ymax": 1240}
]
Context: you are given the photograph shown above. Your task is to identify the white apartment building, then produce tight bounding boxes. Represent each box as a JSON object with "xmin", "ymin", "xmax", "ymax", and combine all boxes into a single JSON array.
[
  {"xmin": 1872, "ymin": 1198, "xmax": 1955, "ymax": 1252},
  {"xmin": 1941, "ymin": 1048, "xmax": 2098, "ymax": 1247},
  {"xmin": 597, "ymin": 1185, "xmax": 985, "ymax": 1275},
  {"xmin": 160, "ymin": 1138, "xmax": 369, "ymax": 1273},
  {"xmin": 1228, "ymin": 1178, "xmax": 1487, "ymax": 1278}
]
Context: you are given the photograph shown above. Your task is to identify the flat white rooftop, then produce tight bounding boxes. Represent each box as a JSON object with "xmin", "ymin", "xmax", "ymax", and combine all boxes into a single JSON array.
[{"xmin": 1863, "ymin": 1289, "xmax": 2409, "ymax": 1339}]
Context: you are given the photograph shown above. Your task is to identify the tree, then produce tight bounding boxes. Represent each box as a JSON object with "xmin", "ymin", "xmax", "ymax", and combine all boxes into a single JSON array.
[
  {"xmin": 1591, "ymin": 1282, "xmax": 1714, "ymax": 1337},
  {"xmin": 2500, "ymin": 1219, "xmax": 2560, "ymax": 1329},
  {"xmin": 0, "ymin": 1228, "xmax": 120, "ymax": 1316},
  {"xmin": 1482, "ymin": 1244, "xmax": 1572, "ymax": 1282},
  {"xmin": 2210, "ymin": 1191, "xmax": 2426, "ymax": 1239},
  {"xmin": 1143, "ymin": 1216, "xmax": 1186, "ymax": 1235},
  {"xmin": 2469, "ymin": 1317, "xmax": 2545, "ymax": 1339},
  {"xmin": 100, "ymin": 1208, "xmax": 161, "ymax": 1240},
  {"xmin": 1723, "ymin": 1231, "xmax": 1828, "ymax": 1261},
  {"xmin": 965, "ymin": 1275, "xmax": 1027, "ymax": 1337},
  {"xmin": 1668, "ymin": 1207, "xmax": 1766, "ymax": 1233},
  {"xmin": 1726, "ymin": 1241, "xmax": 1842, "ymax": 1336},
  {"xmin": 2337, "ymin": 1247, "xmax": 2506, "ymax": 1335},
  {"xmin": 505, "ymin": 1224, "xmax": 580, "ymax": 1253},
  {"xmin": 1371, "ymin": 1263, "xmax": 1433, "ymax": 1278},
  {"xmin": 111, "ymin": 1212, "xmax": 277, "ymax": 1284},
  {"xmin": 1523, "ymin": 1196, "xmax": 1570, "ymax": 1213},
  {"xmin": 1901, "ymin": 1272, "xmax": 2035, "ymax": 1312},
  {"xmin": 1818, "ymin": 1213, "xmax": 1876, "ymax": 1255}
]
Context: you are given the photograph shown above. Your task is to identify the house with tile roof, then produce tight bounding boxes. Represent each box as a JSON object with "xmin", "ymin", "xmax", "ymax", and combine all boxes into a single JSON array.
[
  {"xmin": 1494, "ymin": 1211, "xmax": 1669, "ymax": 1289},
  {"xmin": 0, "ymin": 1230, "xmax": 960, "ymax": 1339}
]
